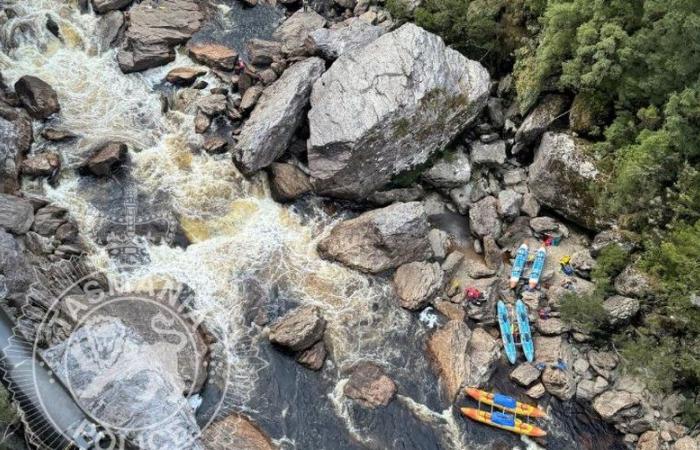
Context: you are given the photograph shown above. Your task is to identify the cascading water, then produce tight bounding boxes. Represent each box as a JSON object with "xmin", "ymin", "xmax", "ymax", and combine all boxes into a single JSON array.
[{"xmin": 1, "ymin": 1, "xmax": 628, "ymax": 449}]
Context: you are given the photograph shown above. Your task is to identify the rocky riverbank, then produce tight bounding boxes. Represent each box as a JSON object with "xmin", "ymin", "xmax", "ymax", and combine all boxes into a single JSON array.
[{"xmin": 0, "ymin": 0, "xmax": 697, "ymax": 449}]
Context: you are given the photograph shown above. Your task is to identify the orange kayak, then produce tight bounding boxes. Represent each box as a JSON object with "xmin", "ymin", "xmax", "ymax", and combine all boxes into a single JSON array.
[
  {"xmin": 461, "ymin": 407, "xmax": 547, "ymax": 437},
  {"xmin": 464, "ymin": 387, "xmax": 547, "ymax": 418}
]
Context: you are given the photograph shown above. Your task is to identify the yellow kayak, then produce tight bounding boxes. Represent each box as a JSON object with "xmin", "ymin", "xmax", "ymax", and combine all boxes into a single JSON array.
[
  {"xmin": 464, "ymin": 387, "xmax": 547, "ymax": 418},
  {"xmin": 461, "ymin": 407, "xmax": 547, "ymax": 437}
]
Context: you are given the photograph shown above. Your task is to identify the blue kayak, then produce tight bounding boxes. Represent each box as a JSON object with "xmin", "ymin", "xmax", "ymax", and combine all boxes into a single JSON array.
[
  {"xmin": 509, "ymin": 244, "xmax": 529, "ymax": 288},
  {"xmin": 515, "ymin": 299, "xmax": 535, "ymax": 362},
  {"xmin": 497, "ymin": 301, "xmax": 517, "ymax": 364},
  {"xmin": 528, "ymin": 247, "xmax": 547, "ymax": 288}
]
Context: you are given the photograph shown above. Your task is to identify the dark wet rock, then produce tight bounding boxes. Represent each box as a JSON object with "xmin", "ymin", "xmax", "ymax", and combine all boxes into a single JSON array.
[
  {"xmin": 470, "ymin": 140, "xmax": 506, "ymax": 166},
  {"xmin": 593, "ymin": 390, "xmax": 642, "ymax": 422},
  {"xmin": 296, "ymin": 340, "xmax": 327, "ymax": 371},
  {"xmin": 239, "ymin": 85, "xmax": 264, "ymax": 112},
  {"xmin": 0, "ymin": 103, "xmax": 32, "ymax": 193},
  {"xmin": 234, "ymin": 58, "xmax": 325, "ymax": 174},
  {"xmin": 422, "ymin": 150, "xmax": 471, "ymax": 188},
  {"xmin": 41, "ymin": 127, "xmax": 76, "ymax": 141},
  {"xmin": 92, "ymin": 0, "xmax": 133, "ymax": 13},
  {"xmin": 603, "ymin": 295, "xmax": 640, "ymax": 325},
  {"xmin": 510, "ymin": 363, "xmax": 541, "ymax": 387},
  {"xmin": 187, "ymin": 42, "xmax": 238, "ymax": 71},
  {"xmin": 202, "ymin": 137, "xmax": 228, "ymax": 154},
  {"xmin": 166, "ymin": 67, "xmax": 207, "ymax": 86},
  {"xmin": 469, "ymin": 196, "xmax": 501, "ymax": 238},
  {"xmin": 343, "ymin": 362, "xmax": 396, "ymax": 408},
  {"xmin": 528, "ymin": 132, "xmax": 600, "ymax": 229},
  {"xmin": 117, "ymin": 0, "xmax": 203, "ymax": 73},
  {"xmin": 317, "ymin": 201, "xmax": 431, "ymax": 273},
  {"xmin": 0, "ymin": 229, "xmax": 32, "ymax": 303},
  {"xmin": 21, "ymin": 152, "xmax": 60, "ymax": 177},
  {"xmin": 269, "ymin": 305, "xmax": 325, "ymax": 352},
  {"xmin": 201, "ymin": 414, "xmax": 274, "ymax": 450},
  {"xmin": 246, "ymin": 39, "xmax": 283, "ymax": 66},
  {"xmin": 496, "ymin": 216, "xmax": 533, "ymax": 250},
  {"xmin": 0, "ymin": 194, "xmax": 33, "ymax": 234},
  {"xmin": 393, "ymin": 261, "xmax": 443, "ymax": 310},
  {"xmin": 269, "ymin": 162, "xmax": 312, "ymax": 202},
  {"xmin": 55, "ymin": 221, "xmax": 79, "ymax": 243},
  {"xmin": 427, "ymin": 322, "xmax": 500, "ymax": 401},
  {"xmin": 272, "ymin": 10, "xmax": 326, "ymax": 57},
  {"xmin": 513, "ymin": 94, "xmax": 567, "ymax": 153},
  {"xmin": 306, "ymin": 18, "xmax": 384, "ymax": 60},
  {"xmin": 197, "ymin": 93, "xmax": 227, "ymax": 117},
  {"xmin": 81, "ymin": 142, "xmax": 127, "ymax": 176},
  {"xmin": 307, "ymin": 24, "xmax": 489, "ymax": 199},
  {"xmin": 487, "ymin": 97, "xmax": 505, "ymax": 129},
  {"xmin": 614, "ymin": 265, "xmax": 654, "ymax": 298},
  {"xmin": 32, "ymin": 205, "xmax": 67, "ymax": 236},
  {"xmin": 14, "ymin": 75, "xmax": 60, "ymax": 119},
  {"xmin": 95, "ymin": 11, "xmax": 125, "ymax": 51}
]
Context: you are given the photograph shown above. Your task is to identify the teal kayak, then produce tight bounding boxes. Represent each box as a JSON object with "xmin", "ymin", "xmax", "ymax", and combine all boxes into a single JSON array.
[
  {"xmin": 515, "ymin": 299, "xmax": 535, "ymax": 362},
  {"xmin": 528, "ymin": 247, "xmax": 547, "ymax": 288},
  {"xmin": 510, "ymin": 244, "xmax": 529, "ymax": 288},
  {"xmin": 497, "ymin": 301, "xmax": 517, "ymax": 364}
]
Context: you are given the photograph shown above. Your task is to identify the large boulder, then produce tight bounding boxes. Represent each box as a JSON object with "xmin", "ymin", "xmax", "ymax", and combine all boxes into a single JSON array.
[
  {"xmin": 343, "ymin": 362, "xmax": 396, "ymax": 408},
  {"xmin": 0, "ymin": 229, "xmax": 33, "ymax": 304},
  {"xmin": 427, "ymin": 322, "xmax": 500, "ymax": 401},
  {"xmin": 272, "ymin": 10, "xmax": 326, "ymax": 57},
  {"xmin": 187, "ymin": 43, "xmax": 238, "ymax": 71},
  {"xmin": 307, "ymin": 24, "xmax": 489, "ymax": 199},
  {"xmin": 528, "ymin": 132, "xmax": 600, "ymax": 229},
  {"xmin": 81, "ymin": 142, "xmax": 127, "ymax": 176},
  {"xmin": 0, "ymin": 194, "xmax": 34, "ymax": 234},
  {"xmin": 542, "ymin": 366, "xmax": 576, "ymax": 400},
  {"xmin": 513, "ymin": 94, "xmax": 568, "ymax": 152},
  {"xmin": 469, "ymin": 196, "xmax": 501, "ymax": 238},
  {"xmin": 317, "ymin": 202, "xmax": 431, "ymax": 273},
  {"xmin": 268, "ymin": 305, "xmax": 326, "ymax": 352},
  {"xmin": 0, "ymin": 104, "xmax": 32, "ymax": 193},
  {"xmin": 269, "ymin": 162, "xmax": 312, "ymax": 202},
  {"xmin": 510, "ymin": 363, "xmax": 541, "ymax": 387},
  {"xmin": 233, "ymin": 58, "xmax": 325, "ymax": 174},
  {"xmin": 392, "ymin": 261, "xmax": 443, "ymax": 310},
  {"xmin": 422, "ymin": 150, "xmax": 471, "ymax": 188},
  {"xmin": 117, "ymin": 0, "xmax": 203, "ymax": 73},
  {"xmin": 593, "ymin": 390, "xmax": 642, "ymax": 422},
  {"xmin": 603, "ymin": 295, "xmax": 640, "ymax": 325},
  {"xmin": 614, "ymin": 265, "xmax": 654, "ymax": 298},
  {"xmin": 14, "ymin": 76, "xmax": 60, "ymax": 119},
  {"xmin": 306, "ymin": 18, "xmax": 385, "ymax": 60}
]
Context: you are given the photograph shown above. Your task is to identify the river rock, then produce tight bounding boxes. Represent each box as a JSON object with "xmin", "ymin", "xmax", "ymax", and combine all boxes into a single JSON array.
[
  {"xmin": 268, "ymin": 305, "xmax": 326, "ymax": 352},
  {"xmin": 434, "ymin": 300, "xmax": 466, "ymax": 321},
  {"xmin": 32, "ymin": 205, "xmax": 67, "ymax": 236},
  {"xmin": 422, "ymin": 151, "xmax": 471, "ymax": 188},
  {"xmin": 428, "ymin": 229, "xmax": 450, "ymax": 260},
  {"xmin": 588, "ymin": 350, "xmax": 617, "ymax": 378},
  {"xmin": 614, "ymin": 265, "xmax": 653, "ymax": 298},
  {"xmin": 317, "ymin": 201, "xmax": 431, "ymax": 273},
  {"xmin": 91, "ymin": 0, "xmax": 133, "ymax": 13},
  {"xmin": 269, "ymin": 162, "xmax": 312, "ymax": 202},
  {"xmin": 233, "ymin": 58, "xmax": 325, "ymax": 174},
  {"xmin": 201, "ymin": 414, "xmax": 274, "ymax": 450},
  {"xmin": 307, "ymin": 23, "xmax": 489, "ymax": 199},
  {"xmin": 0, "ymin": 229, "xmax": 32, "ymax": 303},
  {"xmin": 571, "ymin": 249, "xmax": 595, "ymax": 277},
  {"xmin": 536, "ymin": 318, "xmax": 570, "ymax": 335},
  {"xmin": 513, "ymin": 94, "xmax": 568, "ymax": 151},
  {"xmin": 82, "ymin": 142, "xmax": 127, "ymax": 176},
  {"xmin": 469, "ymin": 196, "xmax": 501, "ymax": 238},
  {"xmin": 296, "ymin": 340, "xmax": 327, "ymax": 371},
  {"xmin": 470, "ymin": 140, "xmax": 506, "ymax": 166},
  {"xmin": 673, "ymin": 438, "xmax": 698, "ymax": 450},
  {"xmin": 529, "ymin": 132, "xmax": 600, "ymax": 229},
  {"xmin": 520, "ymin": 192, "xmax": 540, "ymax": 217},
  {"xmin": 187, "ymin": 43, "xmax": 238, "ymax": 71},
  {"xmin": 272, "ymin": 10, "xmax": 326, "ymax": 57},
  {"xmin": 21, "ymin": 152, "xmax": 60, "ymax": 177},
  {"xmin": 202, "ymin": 137, "xmax": 228, "ymax": 154},
  {"xmin": 166, "ymin": 67, "xmax": 207, "ymax": 86},
  {"xmin": 117, "ymin": 0, "xmax": 203, "ymax": 73},
  {"xmin": 306, "ymin": 18, "xmax": 384, "ymax": 60},
  {"xmin": 534, "ymin": 335, "xmax": 572, "ymax": 364},
  {"xmin": 393, "ymin": 261, "xmax": 443, "ymax": 310},
  {"xmin": 542, "ymin": 366, "xmax": 575, "ymax": 400},
  {"xmin": 343, "ymin": 362, "xmax": 396, "ymax": 408},
  {"xmin": 593, "ymin": 390, "xmax": 642, "ymax": 422},
  {"xmin": 576, "ymin": 376, "xmax": 609, "ymax": 401},
  {"xmin": 637, "ymin": 431, "xmax": 660, "ymax": 450},
  {"xmin": 530, "ymin": 216, "xmax": 569, "ymax": 236},
  {"xmin": 510, "ymin": 363, "xmax": 541, "ymax": 387},
  {"xmin": 427, "ymin": 322, "xmax": 500, "ymax": 401},
  {"xmin": 14, "ymin": 75, "xmax": 60, "ymax": 119},
  {"xmin": 0, "ymin": 194, "xmax": 33, "ymax": 234},
  {"xmin": 246, "ymin": 39, "xmax": 283, "ymax": 66},
  {"xmin": 526, "ymin": 383, "xmax": 546, "ymax": 399},
  {"xmin": 0, "ymin": 104, "xmax": 32, "ymax": 193},
  {"xmin": 95, "ymin": 10, "xmax": 126, "ymax": 51},
  {"xmin": 497, "ymin": 189, "xmax": 522, "ymax": 219},
  {"xmin": 197, "ymin": 93, "xmax": 227, "ymax": 117},
  {"xmin": 603, "ymin": 295, "xmax": 640, "ymax": 325}
]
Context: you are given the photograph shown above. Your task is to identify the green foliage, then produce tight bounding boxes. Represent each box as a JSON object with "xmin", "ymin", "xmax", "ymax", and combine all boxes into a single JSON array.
[
  {"xmin": 591, "ymin": 244, "xmax": 630, "ymax": 293},
  {"xmin": 560, "ymin": 291, "xmax": 608, "ymax": 334},
  {"xmin": 386, "ymin": 0, "xmax": 413, "ymax": 24},
  {"xmin": 680, "ymin": 398, "xmax": 700, "ymax": 428}
]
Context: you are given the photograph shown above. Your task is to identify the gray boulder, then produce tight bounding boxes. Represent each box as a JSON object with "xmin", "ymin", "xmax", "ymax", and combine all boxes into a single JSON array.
[
  {"xmin": 497, "ymin": 189, "xmax": 522, "ymax": 219},
  {"xmin": 307, "ymin": 24, "xmax": 489, "ymax": 198},
  {"xmin": 577, "ymin": 376, "xmax": 609, "ymax": 401},
  {"xmin": 233, "ymin": 58, "xmax": 325, "ymax": 174},
  {"xmin": 272, "ymin": 10, "xmax": 326, "ymax": 57},
  {"xmin": 306, "ymin": 18, "xmax": 385, "ymax": 60},
  {"xmin": 393, "ymin": 261, "xmax": 443, "ymax": 310},
  {"xmin": 95, "ymin": 10, "xmax": 126, "ymax": 52},
  {"xmin": 593, "ymin": 390, "xmax": 641, "ymax": 422},
  {"xmin": 0, "ymin": 229, "xmax": 32, "ymax": 302},
  {"xmin": 470, "ymin": 140, "xmax": 506, "ymax": 166},
  {"xmin": 269, "ymin": 305, "xmax": 326, "ymax": 352},
  {"xmin": 0, "ymin": 104, "xmax": 32, "ymax": 193},
  {"xmin": 513, "ymin": 94, "xmax": 568, "ymax": 152},
  {"xmin": 14, "ymin": 76, "xmax": 60, "ymax": 119},
  {"xmin": 469, "ymin": 196, "xmax": 501, "ymax": 238},
  {"xmin": 510, "ymin": 363, "xmax": 541, "ymax": 387},
  {"xmin": 318, "ymin": 201, "xmax": 431, "ymax": 273},
  {"xmin": 528, "ymin": 132, "xmax": 600, "ymax": 229},
  {"xmin": 422, "ymin": 150, "xmax": 471, "ymax": 188},
  {"xmin": 0, "ymin": 194, "xmax": 33, "ymax": 234},
  {"xmin": 91, "ymin": 0, "xmax": 133, "ymax": 13},
  {"xmin": 117, "ymin": 0, "xmax": 203, "ymax": 73},
  {"xmin": 269, "ymin": 162, "xmax": 312, "ymax": 202},
  {"xmin": 614, "ymin": 265, "xmax": 653, "ymax": 298},
  {"xmin": 542, "ymin": 366, "xmax": 576, "ymax": 400},
  {"xmin": 603, "ymin": 295, "xmax": 640, "ymax": 325}
]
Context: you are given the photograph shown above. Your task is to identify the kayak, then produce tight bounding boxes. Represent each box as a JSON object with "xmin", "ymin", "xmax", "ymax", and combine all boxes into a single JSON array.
[
  {"xmin": 528, "ymin": 247, "xmax": 547, "ymax": 288},
  {"xmin": 464, "ymin": 388, "xmax": 547, "ymax": 418},
  {"xmin": 509, "ymin": 244, "xmax": 529, "ymax": 288},
  {"xmin": 497, "ymin": 301, "xmax": 517, "ymax": 364},
  {"xmin": 461, "ymin": 407, "xmax": 547, "ymax": 437},
  {"xmin": 515, "ymin": 300, "xmax": 535, "ymax": 362}
]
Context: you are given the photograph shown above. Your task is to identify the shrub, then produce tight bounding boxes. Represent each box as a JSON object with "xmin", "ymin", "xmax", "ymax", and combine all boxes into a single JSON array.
[{"xmin": 559, "ymin": 291, "xmax": 609, "ymax": 334}]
